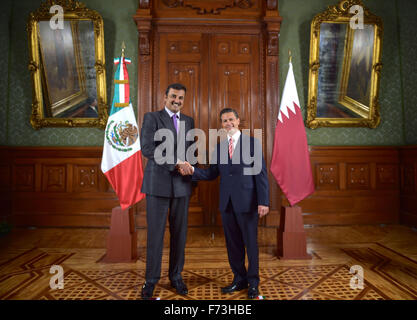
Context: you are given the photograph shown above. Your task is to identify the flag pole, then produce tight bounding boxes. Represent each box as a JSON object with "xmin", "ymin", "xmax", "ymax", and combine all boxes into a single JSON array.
[{"xmin": 121, "ymin": 41, "xmax": 126, "ymax": 58}]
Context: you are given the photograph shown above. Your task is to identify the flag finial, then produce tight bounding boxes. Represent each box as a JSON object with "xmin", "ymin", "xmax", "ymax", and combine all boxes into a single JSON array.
[
  {"xmin": 288, "ymin": 49, "xmax": 292, "ymax": 64},
  {"xmin": 121, "ymin": 41, "xmax": 126, "ymax": 58}
]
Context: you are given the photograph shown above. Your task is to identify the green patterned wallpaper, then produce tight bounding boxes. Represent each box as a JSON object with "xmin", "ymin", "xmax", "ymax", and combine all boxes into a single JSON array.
[
  {"xmin": 5, "ymin": 0, "xmax": 137, "ymax": 146},
  {"xmin": 0, "ymin": 0, "xmax": 11, "ymax": 145},
  {"xmin": 397, "ymin": 0, "xmax": 417, "ymax": 145},
  {"xmin": 279, "ymin": 0, "xmax": 405, "ymax": 146},
  {"xmin": 1, "ymin": 0, "xmax": 415, "ymax": 146}
]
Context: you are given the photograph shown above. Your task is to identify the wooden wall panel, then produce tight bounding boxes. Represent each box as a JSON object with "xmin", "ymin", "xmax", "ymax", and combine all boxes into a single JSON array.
[
  {"xmin": 0, "ymin": 148, "xmax": 12, "ymax": 221},
  {"xmin": 13, "ymin": 164, "xmax": 35, "ymax": 192},
  {"xmin": 266, "ymin": 146, "xmax": 401, "ymax": 227},
  {"xmin": 303, "ymin": 146, "xmax": 400, "ymax": 226},
  {"xmin": 1, "ymin": 145, "xmax": 416, "ymax": 227},
  {"xmin": 2, "ymin": 147, "xmax": 118, "ymax": 227},
  {"xmin": 400, "ymin": 146, "xmax": 417, "ymax": 227}
]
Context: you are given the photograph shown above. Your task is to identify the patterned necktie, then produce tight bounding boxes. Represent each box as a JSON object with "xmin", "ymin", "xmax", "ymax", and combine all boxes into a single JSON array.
[
  {"xmin": 172, "ymin": 114, "xmax": 178, "ymax": 133},
  {"xmin": 228, "ymin": 137, "xmax": 234, "ymax": 159}
]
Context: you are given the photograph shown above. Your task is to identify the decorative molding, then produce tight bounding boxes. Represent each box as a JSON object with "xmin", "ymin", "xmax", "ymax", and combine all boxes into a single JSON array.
[
  {"xmin": 28, "ymin": 61, "xmax": 38, "ymax": 73},
  {"xmin": 32, "ymin": 0, "xmax": 101, "ymax": 21},
  {"xmin": 316, "ymin": 164, "xmax": 339, "ymax": 190},
  {"xmin": 218, "ymin": 42, "xmax": 230, "ymax": 55},
  {"xmin": 376, "ymin": 164, "xmax": 398, "ymax": 189},
  {"xmin": 310, "ymin": 60, "xmax": 320, "ymax": 73},
  {"xmin": 13, "ymin": 165, "xmax": 35, "ymax": 191},
  {"xmin": 347, "ymin": 163, "xmax": 370, "ymax": 189},
  {"xmin": 168, "ymin": 40, "xmax": 200, "ymax": 54},
  {"xmin": 139, "ymin": 31, "xmax": 151, "ymax": 55},
  {"xmin": 266, "ymin": 32, "xmax": 279, "ymax": 56},
  {"xmin": 161, "ymin": 0, "xmax": 253, "ymax": 14},
  {"xmin": 314, "ymin": 0, "xmax": 368, "ymax": 22},
  {"xmin": 139, "ymin": 0, "xmax": 150, "ymax": 9},
  {"xmin": 239, "ymin": 43, "xmax": 250, "ymax": 54},
  {"xmin": 94, "ymin": 60, "xmax": 105, "ymax": 75},
  {"xmin": 156, "ymin": 24, "xmax": 262, "ymax": 34},
  {"xmin": 42, "ymin": 165, "xmax": 66, "ymax": 192},
  {"xmin": 74, "ymin": 165, "xmax": 99, "ymax": 192},
  {"xmin": 266, "ymin": 0, "xmax": 277, "ymax": 11}
]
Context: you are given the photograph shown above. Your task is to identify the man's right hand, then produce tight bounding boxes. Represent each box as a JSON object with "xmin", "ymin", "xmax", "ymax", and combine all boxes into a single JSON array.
[{"xmin": 177, "ymin": 161, "xmax": 193, "ymax": 176}]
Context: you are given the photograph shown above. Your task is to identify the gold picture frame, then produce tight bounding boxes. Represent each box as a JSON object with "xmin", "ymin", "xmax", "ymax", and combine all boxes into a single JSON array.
[
  {"xmin": 28, "ymin": 0, "xmax": 108, "ymax": 129},
  {"xmin": 306, "ymin": 0, "xmax": 383, "ymax": 128}
]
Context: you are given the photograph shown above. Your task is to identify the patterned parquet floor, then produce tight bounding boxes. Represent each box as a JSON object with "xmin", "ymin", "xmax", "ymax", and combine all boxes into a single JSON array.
[{"xmin": 0, "ymin": 225, "xmax": 416, "ymax": 300}]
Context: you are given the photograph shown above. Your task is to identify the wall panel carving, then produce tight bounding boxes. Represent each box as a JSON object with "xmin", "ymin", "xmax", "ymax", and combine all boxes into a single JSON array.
[
  {"xmin": 13, "ymin": 164, "xmax": 35, "ymax": 192},
  {"xmin": 42, "ymin": 165, "xmax": 66, "ymax": 192},
  {"xmin": 347, "ymin": 163, "xmax": 370, "ymax": 190},
  {"xmin": 315, "ymin": 164, "xmax": 339, "ymax": 190},
  {"xmin": 161, "ymin": 0, "xmax": 254, "ymax": 14},
  {"xmin": 73, "ymin": 165, "xmax": 99, "ymax": 193},
  {"xmin": 376, "ymin": 164, "xmax": 398, "ymax": 189}
]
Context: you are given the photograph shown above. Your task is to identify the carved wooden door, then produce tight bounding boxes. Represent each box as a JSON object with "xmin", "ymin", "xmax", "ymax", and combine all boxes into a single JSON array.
[
  {"xmin": 134, "ymin": 0, "xmax": 282, "ymax": 227},
  {"xmin": 157, "ymin": 33, "xmax": 261, "ymax": 225}
]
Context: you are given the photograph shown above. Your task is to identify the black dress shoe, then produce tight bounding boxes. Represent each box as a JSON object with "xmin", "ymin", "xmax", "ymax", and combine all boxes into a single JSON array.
[
  {"xmin": 171, "ymin": 280, "xmax": 188, "ymax": 295},
  {"xmin": 221, "ymin": 282, "xmax": 248, "ymax": 294},
  {"xmin": 248, "ymin": 286, "xmax": 259, "ymax": 299},
  {"xmin": 141, "ymin": 282, "xmax": 155, "ymax": 300}
]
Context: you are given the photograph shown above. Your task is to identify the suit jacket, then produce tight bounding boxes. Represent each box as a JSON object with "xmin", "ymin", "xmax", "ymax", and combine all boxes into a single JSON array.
[
  {"xmin": 84, "ymin": 106, "xmax": 98, "ymax": 118},
  {"xmin": 140, "ymin": 109, "xmax": 195, "ymax": 198},
  {"xmin": 193, "ymin": 134, "xmax": 269, "ymax": 213}
]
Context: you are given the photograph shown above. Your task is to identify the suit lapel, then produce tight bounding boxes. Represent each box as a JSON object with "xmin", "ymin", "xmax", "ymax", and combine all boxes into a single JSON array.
[
  {"xmin": 178, "ymin": 114, "xmax": 188, "ymax": 143},
  {"xmin": 233, "ymin": 136, "xmax": 241, "ymax": 159},
  {"xmin": 159, "ymin": 109, "xmax": 177, "ymax": 139}
]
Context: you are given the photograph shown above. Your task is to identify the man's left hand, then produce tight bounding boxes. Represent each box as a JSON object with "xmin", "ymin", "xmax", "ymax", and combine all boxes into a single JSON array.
[{"xmin": 258, "ymin": 205, "xmax": 269, "ymax": 218}]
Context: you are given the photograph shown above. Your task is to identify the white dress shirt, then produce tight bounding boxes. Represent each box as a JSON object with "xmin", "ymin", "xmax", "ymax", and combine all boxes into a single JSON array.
[{"xmin": 227, "ymin": 130, "xmax": 241, "ymax": 152}]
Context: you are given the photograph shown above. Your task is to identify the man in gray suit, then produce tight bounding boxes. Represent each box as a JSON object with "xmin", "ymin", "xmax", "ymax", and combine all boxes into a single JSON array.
[{"xmin": 140, "ymin": 83, "xmax": 195, "ymax": 299}]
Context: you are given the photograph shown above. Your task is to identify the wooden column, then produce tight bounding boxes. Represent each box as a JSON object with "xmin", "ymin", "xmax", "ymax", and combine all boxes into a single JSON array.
[
  {"xmin": 264, "ymin": 1, "xmax": 283, "ymax": 226},
  {"xmin": 133, "ymin": 2, "xmax": 153, "ymax": 225}
]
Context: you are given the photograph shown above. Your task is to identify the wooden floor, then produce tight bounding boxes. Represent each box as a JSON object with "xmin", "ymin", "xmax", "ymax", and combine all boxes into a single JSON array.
[{"xmin": 0, "ymin": 224, "xmax": 417, "ymax": 300}]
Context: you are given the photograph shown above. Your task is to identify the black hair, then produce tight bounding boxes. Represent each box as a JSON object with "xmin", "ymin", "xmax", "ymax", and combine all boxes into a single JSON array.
[
  {"xmin": 219, "ymin": 108, "xmax": 239, "ymax": 120},
  {"xmin": 165, "ymin": 83, "xmax": 187, "ymax": 95}
]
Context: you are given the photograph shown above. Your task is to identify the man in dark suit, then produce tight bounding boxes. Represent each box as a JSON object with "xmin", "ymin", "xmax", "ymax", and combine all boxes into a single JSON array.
[
  {"xmin": 179, "ymin": 108, "xmax": 269, "ymax": 299},
  {"xmin": 140, "ymin": 83, "xmax": 195, "ymax": 299},
  {"xmin": 83, "ymin": 97, "xmax": 98, "ymax": 118}
]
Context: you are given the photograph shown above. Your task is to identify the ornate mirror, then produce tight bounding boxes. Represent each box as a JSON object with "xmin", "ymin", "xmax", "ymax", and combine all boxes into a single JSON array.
[
  {"xmin": 28, "ymin": 0, "xmax": 108, "ymax": 129},
  {"xmin": 306, "ymin": 0, "xmax": 383, "ymax": 128}
]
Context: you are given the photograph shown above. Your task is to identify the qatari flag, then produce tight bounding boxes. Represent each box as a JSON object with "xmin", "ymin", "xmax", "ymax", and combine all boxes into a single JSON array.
[
  {"xmin": 101, "ymin": 56, "xmax": 145, "ymax": 210},
  {"xmin": 270, "ymin": 62, "xmax": 315, "ymax": 206}
]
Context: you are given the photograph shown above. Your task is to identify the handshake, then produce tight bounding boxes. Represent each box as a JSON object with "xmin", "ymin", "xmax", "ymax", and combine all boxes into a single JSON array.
[{"xmin": 176, "ymin": 161, "xmax": 193, "ymax": 176}]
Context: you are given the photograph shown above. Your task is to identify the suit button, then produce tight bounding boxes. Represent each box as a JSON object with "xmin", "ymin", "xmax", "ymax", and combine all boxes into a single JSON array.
[{"xmin": 229, "ymin": 174, "xmax": 232, "ymax": 176}]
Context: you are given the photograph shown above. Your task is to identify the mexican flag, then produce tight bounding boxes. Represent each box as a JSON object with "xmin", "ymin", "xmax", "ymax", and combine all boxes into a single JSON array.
[{"xmin": 101, "ymin": 56, "xmax": 145, "ymax": 210}]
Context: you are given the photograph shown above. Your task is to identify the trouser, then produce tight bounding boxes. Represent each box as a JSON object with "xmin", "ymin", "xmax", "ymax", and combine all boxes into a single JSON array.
[
  {"xmin": 221, "ymin": 200, "xmax": 259, "ymax": 287},
  {"xmin": 145, "ymin": 194, "xmax": 190, "ymax": 284}
]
